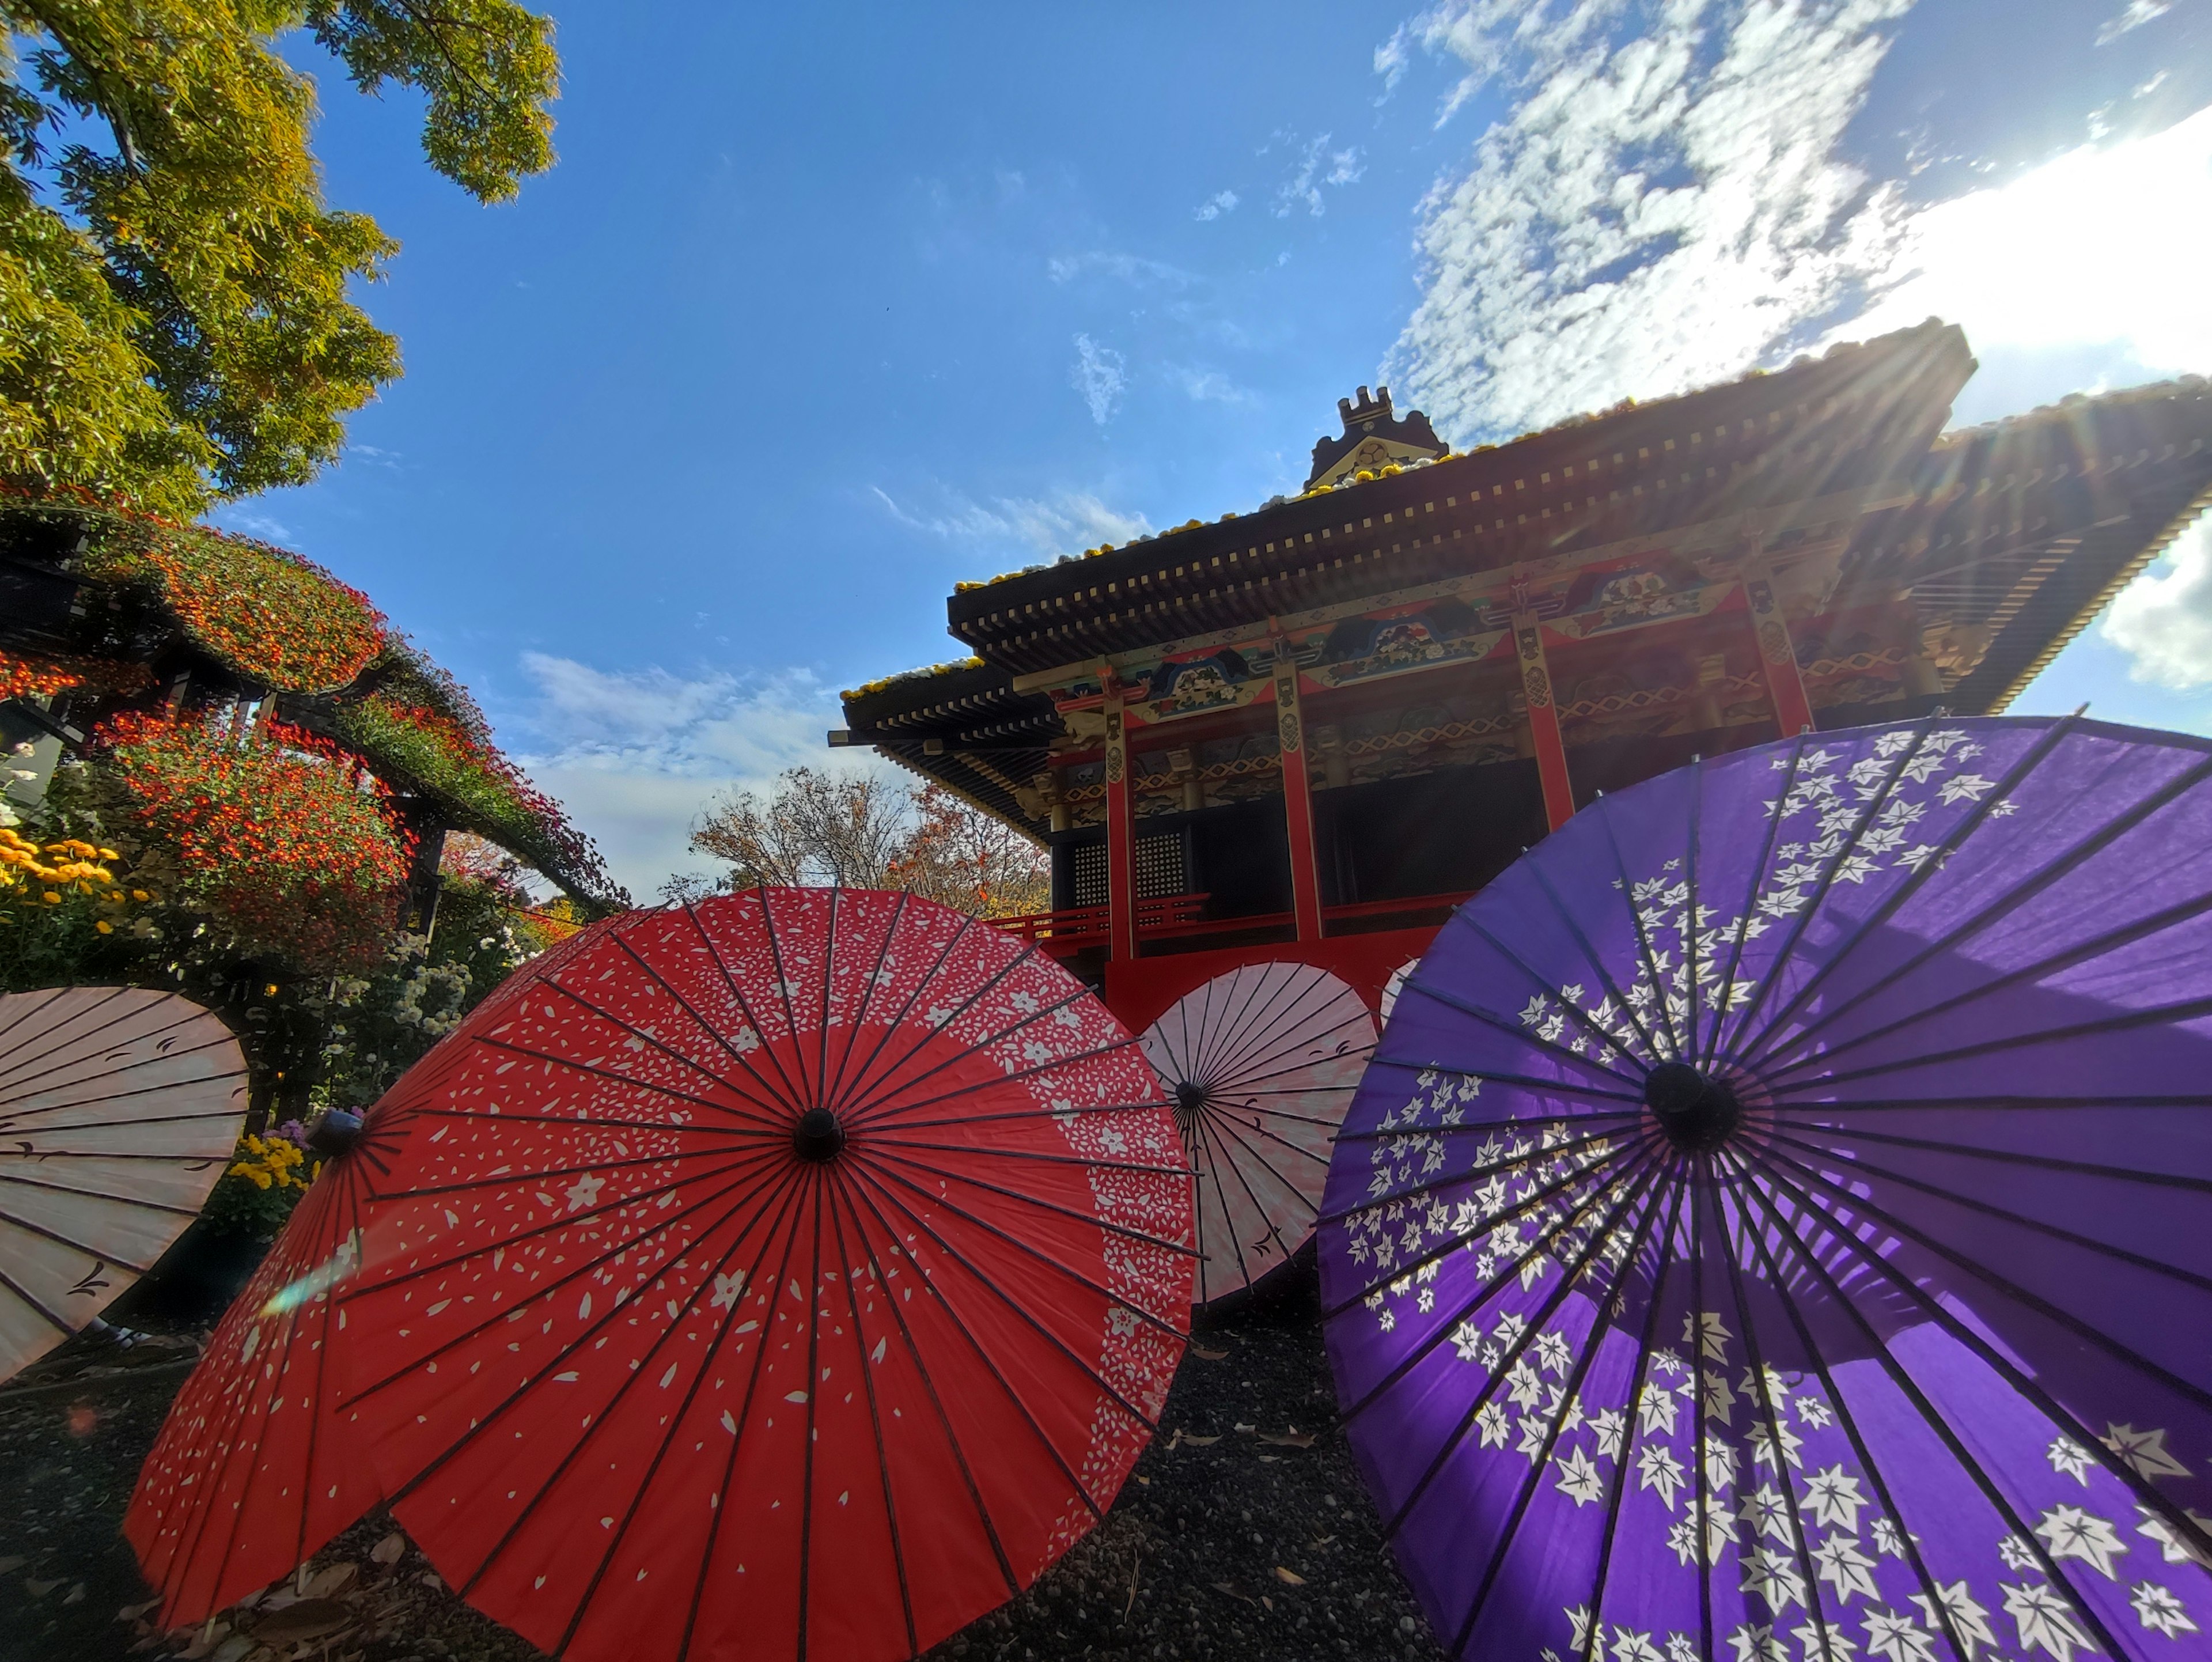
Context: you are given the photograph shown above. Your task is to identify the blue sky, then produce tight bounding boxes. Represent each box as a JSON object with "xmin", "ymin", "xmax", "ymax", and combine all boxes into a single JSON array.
[{"xmin": 222, "ymin": 0, "xmax": 2212, "ymax": 896}]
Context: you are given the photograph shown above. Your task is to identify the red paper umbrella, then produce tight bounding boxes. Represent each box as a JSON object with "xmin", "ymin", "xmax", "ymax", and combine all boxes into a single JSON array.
[
  {"xmin": 337, "ymin": 889, "xmax": 1191, "ymax": 1662},
  {"xmin": 126, "ymin": 919, "xmax": 620, "ymax": 1623},
  {"xmin": 1138, "ymin": 962, "xmax": 1374, "ymax": 1305}
]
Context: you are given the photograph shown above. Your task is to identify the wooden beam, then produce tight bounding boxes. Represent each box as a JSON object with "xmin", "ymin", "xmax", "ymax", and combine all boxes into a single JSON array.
[
  {"xmin": 1272, "ymin": 650, "xmax": 1325, "ymax": 942},
  {"xmin": 1515, "ymin": 615, "xmax": 1575, "ymax": 832},
  {"xmin": 1104, "ymin": 695, "xmax": 1137, "ymax": 961},
  {"xmin": 1746, "ymin": 570, "xmax": 1815, "ymax": 736}
]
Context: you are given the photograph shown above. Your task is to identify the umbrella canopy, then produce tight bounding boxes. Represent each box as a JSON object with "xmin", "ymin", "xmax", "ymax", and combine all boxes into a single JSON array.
[
  {"xmin": 1, "ymin": 986, "xmax": 248, "ymax": 1383},
  {"xmin": 335, "ymin": 889, "xmax": 1191, "ymax": 1662},
  {"xmin": 126, "ymin": 918, "xmax": 619, "ymax": 1623},
  {"xmin": 1322, "ymin": 717, "xmax": 2212, "ymax": 1662},
  {"xmin": 1139, "ymin": 962, "xmax": 1374, "ymax": 1304}
]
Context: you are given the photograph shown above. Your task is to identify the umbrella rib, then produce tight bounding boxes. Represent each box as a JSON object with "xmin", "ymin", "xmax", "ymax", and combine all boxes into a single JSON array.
[
  {"xmin": 1699, "ymin": 731, "xmax": 1816, "ymax": 1072},
  {"xmin": 1747, "ymin": 747, "xmax": 2212, "ymax": 1077},
  {"xmin": 397, "ymin": 1106, "xmax": 775, "ymax": 1138},
  {"xmin": 815, "ymin": 890, "xmax": 906, "ymax": 1112},
  {"xmin": 1582, "ymin": 780, "xmax": 1692, "ymax": 1062},
  {"xmin": 0, "ymin": 1049, "xmax": 248, "ymax": 1118},
  {"xmin": 862, "ymin": 1134, "xmax": 1188, "ymax": 1179},
  {"xmin": 1316, "ymin": 1121, "xmax": 1640, "ymax": 1237},
  {"xmin": 814, "ymin": 889, "xmax": 843, "ymax": 1116},
  {"xmin": 0, "ymin": 1168, "xmax": 203, "ymax": 1216},
  {"xmin": 856, "ymin": 1149, "xmax": 1197, "ymax": 1327},
  {"xmin": 604, "ymin": 914, "xmax": 810, "ymax": 1112},
  {"xmin": 823, "ymin": 904, "xmax": 982, "ymax": 1116},
  {"xmin": 885, "ymin": 1096, "xmax": 1175, "ymax": 1134},
  {"xmin": 756, "ymin": 886, "xmax": 817, "ymax": 1109},
  {"xmin": 673, "ymin": 1165, "xmax": 824, "ymax": 1662},
  {"xmin": 1741, "ymin": 1140, "xmax": 2212, "ymax": 1549},
  {"xmin": 832, "ymin": 937, "xmax": 1054, "ymax": 1125},
  {"xmin": 1438, "ymin": 1163, "xmax": 1681, "ymax": 1660},
  {"xmin": 1754, "ymin": 877, "xmax": 2212, "ymax": 1084},
  {"xmin": 0, "ymin": 1142, "xmax": 238, "ymax": 1163},
  {"xmin": 1718, "ymin": 1148, "xmax": 1996, "ymax": 1662},
  {"xmin": 839, "ymin": 979, "xmax": 1108, "ymax": 1132},
  {"xmin": 839, "ymin": 1166, "xmax": 1117, "ymax": 1516},
  {"xmin": 846, "ymin": 1159, "xmax": 1162, "ymax": 1436},
  {"xmin": 1686, "ymin": 1160, "xmax": 1715, "ymax": 1662},
  {"xmin": 1683, "ymin": 747, "xmax": 1707, "ymax": 1062},
  {"xmin": 519, "ymin": 1160, "xmax": 816, "ymax": 1650},
  {"xmin": 1546, "ymin": 1175, "xmax": 1694, "ymax": 1662},
  {"xmin": 1724, "ymin": 1146, "xmax": 2147, "ymax": 1662},
  {"xmin": 1330, "ymin": 1107, "xmax": 1647, "ymax": 1148},
  {"xmin": 843, "ymin": 1039, "xmax": 1152, "ymax": 1133},
  {"xmin": 286, "ymin": 1177, "xmax": 355, "ymax": 1601},
  {"xmin": 531, "ymin": 971, "xmax": 789, "ymax": 1125},
  {"xmin": 0, "ymin": 986, "xmax": 77, "ymax": 1069},
  {"xmin": 1456, "ymin": 911, "xmax": 1657, "ymax": 1086},
  {"xmin": 1336, "ymin": 1141, "xmax": 1668, "ymax": 1421},
  {"xmin": 1197, "ymin": 1104, "xmax": 1308, "ymax": 1275},
  {"xmin": 1384, "ymin": 972, "xmax": 1651, "ymax": 1097},
  {"xmin": 1189, "ymin": 1127, "xmax": 1212, "ymax": 1307},
  {"xmin": 1203, "ymin": 975, "xmax": 1362, "ymax": 1093},
  {"xmin": 1765, "ymin": 1088, "xmax": 2212, "ymax": 1112},
  {"xmin": 1752, "ymin": 1137, "xmax": 2212, "ymax": 1415},
  {"xmin": 1522, "ymin": 822, "xmax": 1676, "ymax": 1066},
  {"xmin": 345, "ymin": 1146, "xmax": 786, "ymax": 1395},
  {"xmin": 1709, "ymin": 1169, "xmax": 1846, "ymax": 1662},
  {"xmin": 0, "ymin": 1198, "xmax": 160, "ymax": 1272},
  {"xmin": 796, "ymin": 1170, "xmax": 825, "ymax": 1661},
  {"xmin": 466, "ymin": 1032, "xmax": 779, "ymax": 1126},
  {"xmin": 1193, "ymin": 1108, "xmax": 1258, "ymax": 1296},
  {"xmin": 1726, "ymin": 710, "xmax": 2086, "ymax": 1066},
  {"xmin": 822, "ymin": 1170, "xmax": 920, "ymax": 1656},
  {"xmin": 0, "ymin": 1258, "xmax": 74, "ymax": 1337},
  {"xmin": 1807, "ymin": 986, "xmax": 2212, "ymax": 1091},
  {"xmin": 822, "ymin": 1173, "xmax": 1022, "ymax": 1596},
  {"xmin": 1340, "ymin": 1061, "xmax": 1644, "ymax": 1109},
  {"xmin": 1199, "ymin": 1021, "xmax": 1376, "ymax": 1097},
  {"xmin": 378, "ymin": 1138, "xmax": 771, "ymax": 1207},
  {"xmin": 0, "ymin": 993, "xmax": 200, "ymax": 1096},
  {"xmin": 1708, "ymin": 710, "xmax": 1958, "ymax": 1060},
  {"xmin": 1191, "ymin": 963, "xmax": 1304, "ymax": 1090},
  {"xmin": 1766, "ymin": 1116, "xmax": 2212, "ymax": 1208},
  {"xmin": 676, "ymin": 897, "xmax": 814, "ymax": 1112}
]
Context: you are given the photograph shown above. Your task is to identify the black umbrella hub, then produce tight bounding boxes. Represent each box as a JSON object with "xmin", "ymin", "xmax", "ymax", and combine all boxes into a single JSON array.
[
  {"xmin": 1172, "ymin": 1080, "xmax": 1209, "ymax": 1122},
  {"xmin": 793, "ymin": 1106, "xmax": 847, "ymax": 1162},
  {"xmin": 1641, "ymin": 1061, "xmax": 1744, "ymax": 1154}
]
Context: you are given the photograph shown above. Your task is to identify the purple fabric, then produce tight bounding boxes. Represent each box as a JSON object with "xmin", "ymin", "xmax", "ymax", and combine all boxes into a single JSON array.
[{"xmin": 1321, "ymin": 717, "xmax": 2212, "ymax": 1662}]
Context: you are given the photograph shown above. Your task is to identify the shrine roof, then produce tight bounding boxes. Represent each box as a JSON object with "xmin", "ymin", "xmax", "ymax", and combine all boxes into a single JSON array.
[{"xmin": 946, "ymin": 319, "xmax": 1976, "ymax": 677}]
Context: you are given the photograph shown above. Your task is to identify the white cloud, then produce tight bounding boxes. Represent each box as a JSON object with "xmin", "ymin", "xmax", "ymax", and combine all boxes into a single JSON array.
[
  {"xmin": 1194, "ymin": 189, "xmax": 1240, "ymax": 221},
  {"xmin": 1274, "ymin": 133, "xmax": 1365, "ymax": 217},
  {"xmin": 2104, "ymin": 511, "xmax": 2212, "ymax": 688},
  {"xmin": 1172, "ymin": 367, "xmax": 1251, "ymax": 404},
  {"xmin": 1384, "ymin": 0, "xmax": 2212, "ymax": 452},
  {"xmin": 1046, "ymin": 251, "xmax": 1194, "ymax": 287},
  {"xmin": 869, "ymin": 484, "xmax": 1152, "ymax": 555},
  {"xmin": 1844, "ymin": 104, "xmax": 2212, "ymax": 378},
  {"xmin": 214, "ymin": 508, "xmax": 296, "ymax": 543},
  {"xmin": 1387, "ymin": 0, "xmax": 1915, "ymax": 444},
  {"xmin": 1070, "ymin": 332, "xmax": 1128, "ymax": 425},
  {"xmin": 2096, "ymin": 0, "xmax": 2171, "ymax": 45},
  {"xmin": 503, "ymin": 654, "xmax": 859, "ymax": 897}
]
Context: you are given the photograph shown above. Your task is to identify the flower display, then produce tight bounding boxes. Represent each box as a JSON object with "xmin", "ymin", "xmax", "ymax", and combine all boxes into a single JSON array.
[
  {"xmin": 202, "ymin": 1125, "xmax": 323, "ymax": 1239},
  {"xmin": 75, "ymin": 511, "xmax": 387, "ymax": 691},
  {"xmin": 97, "ymin": 711, "xmax": 415, "ymax": 972}
]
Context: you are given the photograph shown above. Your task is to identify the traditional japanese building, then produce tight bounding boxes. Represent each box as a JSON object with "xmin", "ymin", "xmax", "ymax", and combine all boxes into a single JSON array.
[{"xmin": 838, "ymin": 321, "xmax": 2212, "ymax": 1032}]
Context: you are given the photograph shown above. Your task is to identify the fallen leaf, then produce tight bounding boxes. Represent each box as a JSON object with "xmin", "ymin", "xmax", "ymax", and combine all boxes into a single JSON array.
[
  {"xmin": 369, "ymin": 1532, "xmax": 406, "ymax": 1568},
  {"xmin": 1209, "ymin": 1581, "xmax": 1253, "ymax": 1604},
  {"xmin": 306, "ymin": 1562, "xmax": 358, "ymax": 1599},
  {"xmin": 176, "ymin": 1622, "xmax": 230, "ymax": 1661},
  {"xmin": 1274, "ymin": 1566, "xmax": 1307, "ymax": 1586},
  {"xmin": 1309, "ymin": 1534, "xmax": 1337, "ymax": 1549},
  {"xmin": 24, "ymin": 1578, "xmax": 62, "ymax": 1598},
  {"xmin": 1262, "ymin": 1595, "xmax": 1275, "ymax": 1611},
  {"xmin": 1180, "ymin": 1433, "xmax": 1219, "ymax": 1446},
  {"xmin": 1233, "ymin": 1422, "xmax": 1256, "ymax": 1433},
  {"xmin": 118, "ymin": 1600, "xmax": 160, "ymax": 1623},
  {"xmin": 251, "ymin": 1597, "xmax": 352, "ymax": 1645},
  {"xmin": 1190, "ymin": 1346, "xmax": 1229, "ymax": 1361},
  {"xmin": 207, "ymin": 1634, "xmax": 255, "ymax": 1662},
  {"xmin": 419, "ymin": 1572, "xmax": 444, "ymax": 1591},
  {"xmin": 1256, "ymin": 1455, "xmax": 1282, "ymax": 1464},
  {"xmin": 1257, "ymin": 1430, "xmax": 1316, "ymax": 1448},
  {"xmin": 63, "ymin": 1583, "xmax": 85, "ymax": 1605},
  {"xmin": 1134, "ymin": 1475, "xmax": 1150, "ymax": 1485},
  {"xmin": 0, "ymin": 1557, "xmax": 21, "ymax": 1576}
]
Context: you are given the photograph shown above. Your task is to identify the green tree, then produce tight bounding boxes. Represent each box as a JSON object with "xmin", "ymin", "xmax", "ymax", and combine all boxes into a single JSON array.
[{"xmin": 0, "ymin": 0, "xmax": 558, "ymax": 517}]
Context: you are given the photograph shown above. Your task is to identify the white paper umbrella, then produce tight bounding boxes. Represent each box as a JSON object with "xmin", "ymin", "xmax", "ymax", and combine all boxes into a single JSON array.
[
  {"xmin": 1380, "ymin": 957, "xmax": 1422, "ymax": 1024},
  {"xmin": 0, "ymin": 986, "xmax": 250, "ymax": 1381},
  {"xmin": 1139, "ymin": 962, "xmax": 1375, "ymax": 1303}
]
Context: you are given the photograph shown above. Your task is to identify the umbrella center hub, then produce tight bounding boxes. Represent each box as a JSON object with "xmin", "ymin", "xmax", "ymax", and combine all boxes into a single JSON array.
[
  {"xmin": 1172, "ymin": 1080, "xmax": 1209, "ymax": 1122},
  {"xmin": 794, "ymin": 1107, "xmax": 846, "ymax": 1163},
  {"xmin": 305, "ymin": 1108, "xmax": 363, "ymax": 1159},
  {"xmin": 1642, "ymin": 1062, "xmax": 1743, "ymax": 1154}
]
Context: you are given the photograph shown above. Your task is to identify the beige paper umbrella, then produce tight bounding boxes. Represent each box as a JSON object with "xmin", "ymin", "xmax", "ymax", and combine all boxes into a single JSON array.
[
  {"xmin": 1138, "ymin": 961, "xmax": 1376, "ymax": 1304},
  {"xmin": 0, "ymin": 986, "xmax": 250, "ymax": 1382}
]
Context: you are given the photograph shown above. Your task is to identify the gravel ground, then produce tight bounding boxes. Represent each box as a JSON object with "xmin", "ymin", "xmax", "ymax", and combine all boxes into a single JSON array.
[{"xmin": 0, "ymin": 1256, "xmax": 1446, "ymax": 1662}]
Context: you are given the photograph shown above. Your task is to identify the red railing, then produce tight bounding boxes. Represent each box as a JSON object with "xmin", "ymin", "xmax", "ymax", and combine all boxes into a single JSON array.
[{"xmin": 988, "ymin": 889, "xmax": 1473, "ymax": 955}]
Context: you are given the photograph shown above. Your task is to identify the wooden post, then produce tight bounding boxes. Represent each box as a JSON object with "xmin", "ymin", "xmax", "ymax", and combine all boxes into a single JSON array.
[
  {"xmin": 1103, "ymin": 696, "xmax": 1137, "ymax": 962},
  {"xmin": 1746, "ymin": 570, "xmax": 1816, "ymax": 736},
  {"xmin": 1516, "ymin": 616, "xmax": 1575, "ymax": 832},
  {"xmin": 1273, "ymin": 649, "xmax": 1324, "ymax": 942}
]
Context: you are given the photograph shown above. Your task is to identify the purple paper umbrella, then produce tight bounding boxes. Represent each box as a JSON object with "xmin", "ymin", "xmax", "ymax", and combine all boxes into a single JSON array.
[{"xmin": 1320, "ymin": 715, "xmax": 2212, "ymax": 1662}]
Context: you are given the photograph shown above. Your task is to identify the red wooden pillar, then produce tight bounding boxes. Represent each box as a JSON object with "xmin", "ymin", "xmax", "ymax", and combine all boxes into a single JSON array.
[
  {"xmin": 1103, "ymin": 696, "xmax": 1138, "ymax": 962},
  {"xmin": 1746, "ymin": 570, "xmax": 1815, "ymax": 736},
  {"xmin": 1516, "ymin": 616, "xmax": 1575, "ymax": 832},
  {"xmin": 1273, "ymin": 650, "xmax": 1325, "ymax": 942}
]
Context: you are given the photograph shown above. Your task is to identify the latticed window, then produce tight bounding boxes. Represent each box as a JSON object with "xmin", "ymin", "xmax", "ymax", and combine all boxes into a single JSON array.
[{"xmin": 1069, "ymin": 835, "xmax": 1187, "ymax": 906}]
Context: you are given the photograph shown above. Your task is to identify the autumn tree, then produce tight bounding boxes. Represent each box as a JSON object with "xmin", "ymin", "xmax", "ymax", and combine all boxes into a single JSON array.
[
  {"xmin": 0, "ymin": 0, "xmax": 559, "ymax": 517},
  {"xmin": 681, "ymin": 768, "xmax": 1049, "ymax": 919}
]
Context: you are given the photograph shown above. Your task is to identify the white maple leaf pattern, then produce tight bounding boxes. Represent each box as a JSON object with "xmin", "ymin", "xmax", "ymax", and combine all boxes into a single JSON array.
[
  {"xmin": 2131, "ymin": 1581, "xmax": 2198, "ymax": 1637},
  {"xmin": 2104, "ymin": 1423, "xmax": 2191, "ymax": 1481},
  {"xmin": 1813, "ymin": 1533, "xmax": 1882, "ymax": 1604},
  {"xmin": 2002, "ymin": 1581, "xmax": 2094, "ymax": 1662},
  {"xmin": 1803, "ymin": 1467, "xmax": 1867, "ymax": 1531},
  {"xmin": 1910, "ymin": 1581, "xmax": 1997, "ymax": 1662},
  {"xmin": 2035, "ymin": 1504, "xmax": 2130, "ymax": 1579}
]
